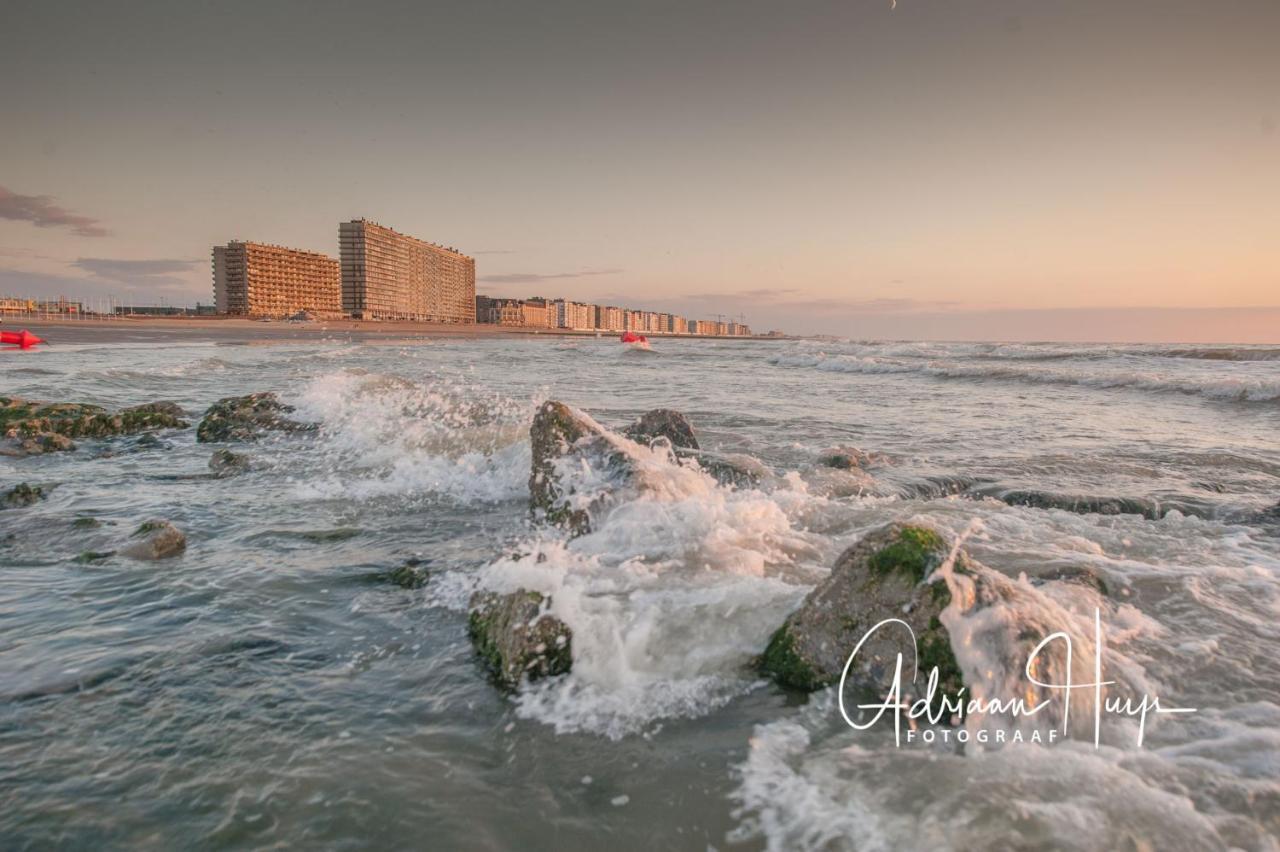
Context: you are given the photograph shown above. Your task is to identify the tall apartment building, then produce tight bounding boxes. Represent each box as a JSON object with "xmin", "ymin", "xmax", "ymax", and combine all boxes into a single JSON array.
[
  {"xmin": 339, "ymin": 219, "xmax": 475, "ymax": 322},
  {"xmin": 212, "ymin": 241, "xmax": 342, "ymax": 317}
]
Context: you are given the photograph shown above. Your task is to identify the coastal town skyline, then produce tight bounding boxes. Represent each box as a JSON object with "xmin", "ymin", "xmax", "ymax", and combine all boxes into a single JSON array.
[{"xmin": 2, "ymin": 0, "xmax": 1278, "ymax": 342}]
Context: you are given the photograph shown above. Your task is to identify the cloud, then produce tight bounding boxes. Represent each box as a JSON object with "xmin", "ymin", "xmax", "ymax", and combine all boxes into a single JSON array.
[
  {"xmin": 0, "ymin": 186, "xmax": 109, "ymax": 237},
  {"xmin": 479, "ymin": 267, "xmax": 622, "ymax": 284},
  {"xmin": 73, "ymin": 257, "xmax": 200, "ymax": 285}
]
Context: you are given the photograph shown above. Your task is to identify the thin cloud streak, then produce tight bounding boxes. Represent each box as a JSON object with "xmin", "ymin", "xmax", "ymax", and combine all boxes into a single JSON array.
[
  {"xmin": 73, "ymin": 257, "xmax": 201, "ymax": 281},
  {"xmin": 478, "ymin": 268, "xmax": 622, "ymax": 284},
  {"xmin": 0, "ymin": 186, "xmax": 109, "ymax": 237}
]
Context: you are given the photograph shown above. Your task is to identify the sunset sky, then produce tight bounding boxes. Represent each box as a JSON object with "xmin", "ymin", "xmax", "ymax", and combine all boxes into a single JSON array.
[{"xmin": 2, "ymin": 0, "xmax": 1277, "ymax": 340}]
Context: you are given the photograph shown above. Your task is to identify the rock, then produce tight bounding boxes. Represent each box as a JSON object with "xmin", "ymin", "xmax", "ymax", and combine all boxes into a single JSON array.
[
  {"xmin": 0, "ymin": 432, "xmax": 77, "ymax": 457},
  {"xmin": 208, "ymin": 449, "xmax": 251, "ymax": 477},
  {"xmin": 468, "ymin": 589, "xmax": 573, "ymax": 689},
  {"xmin": 0, "ymin": 396, "xmax": 187, "ymax": 441},
  {"xmin": 0, "ymin": 396, "xmax": 186, "ymax": 451},
  {"xmin": 760, "ymin": 522, "xmax": 962, "ymax": 704},
  {"xmin": 120, "ymin": 520, "xmax": 186, "ymax": 560},
  {"xmin": 1026, "ymin": 564, "xmax": 1111, "ymax": 597},
  {"xmin": 385, "ymin": 558, "xmax": 430, "ymax": 589},
  {"xmin": 625, "ymin": 408, "xmax": 699, "ymax": 451},
  {"xmin": 2, "ymin": 482, "xmax": 48, "ymax": 509},
  {"xmin": 680, "ymin": 448, "xmax": 768, "ymax": 487},
  {"xmin": 817, "ymin": 446, "xmax": 874, "ymax": 470},
  {"xmin": 529, "ymin": 400, "xmax": 632, "ymax": 534},
  {"xmin": 196, "ymin": 392, "xmax": 314, "ymax": 443}
]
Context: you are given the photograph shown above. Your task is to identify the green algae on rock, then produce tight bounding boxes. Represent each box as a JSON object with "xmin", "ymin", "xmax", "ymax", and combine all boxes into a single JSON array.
[
  {"xmin": 759, "ymin": 521, "xmax": 963, "ymax": 709},
  {"xmin": 2, "ymin": 482, "xmax": 49, "ymax": 509},
  {"xmin": 0, "ymin": 397, "xmax": 187, "ymax": 454},
  {"xmin": 121, "ymin": 519, "xmax": 187, "ymax": 561},
  {"xmin": 196, "ymin": 393, "xmax": 314, "ymax": 443},
  {"xmin": 468, "ymin": 589, "xmax": 572, "ymax": 690}
]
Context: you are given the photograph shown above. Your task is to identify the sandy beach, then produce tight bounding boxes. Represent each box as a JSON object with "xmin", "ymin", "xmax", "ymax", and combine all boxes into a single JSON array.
[{"xmin": 0, "ymin": 315, "xmax": 779, "ymax": 346}]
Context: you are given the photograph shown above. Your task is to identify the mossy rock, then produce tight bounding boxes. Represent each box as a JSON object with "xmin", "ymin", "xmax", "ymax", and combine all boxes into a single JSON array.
[
  {"xmin": 208, "ymin": 449, "xmax": 251, "ymax": 476},
  {"xmin": 2, "ymin": 482, "xmax": 48, "ymax": 509},
  {"xmin": 196, "ymin": 393, "xmax": 314, "ymax": 443},
  {"xmin": 759, "ymin": 521, "xmax": 964, "ymax": 712},
  {"xmin": 384, "ymin": 559, "xmax": 430, "ymax": 589},
  {"xmin": 468, "ymin": 589, "xmax": 572, "ymax": 690},
  {"xmin": 0, "ymin": 397, "xmax": 186, "ymax": 442},
  {"xmin": 528, "ymin": 401, "xmax": 632, "ymax": 535},
  {"xmin": 121, "ymin": 519, "xmax": 186, "ymax": 560}
]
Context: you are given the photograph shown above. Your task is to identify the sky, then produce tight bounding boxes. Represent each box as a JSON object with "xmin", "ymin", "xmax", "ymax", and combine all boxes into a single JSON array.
[{"xmin": 1, "ymin": 0, "xmax": 1277, "ymax": 341}]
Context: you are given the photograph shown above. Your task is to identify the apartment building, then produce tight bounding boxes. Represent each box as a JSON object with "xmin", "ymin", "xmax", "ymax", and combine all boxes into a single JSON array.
[
  {"xmin": 339, "ymin": 219, "xmax": 475, "ymax": 322},
  {"xmin": 212, "ymin": 241, "xmax": 342, "ymax": 317}
]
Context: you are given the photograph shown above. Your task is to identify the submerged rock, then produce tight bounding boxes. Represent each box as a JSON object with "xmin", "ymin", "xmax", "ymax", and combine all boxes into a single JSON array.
[
  {"xmin": 120, "ymin": 520, "xmax": 186, "ymax": 560},
  {"xmin": 0, "ymin": 432, "xmax": 77, "ymax": 457},
  {"xmin": 385, "ymin": 558, "xmax": 430, "ymax": 589},
  {"xmin": 625, "ymin": 408, "xmax": 699, "ymax": 451},
  {"xmin": 817, "ymin": 446, "xmax": 875, "ymax": 471},
  {"xmin": 0, "ymin": 396, "xmax": 187, "ymax": 451},
  {"xmin": 681, "ymin": 448, "xmax": 769, "ymax": 487},
  {"xmin": 2, "ymin": 482, "xmax": 48, "ymax": 509},
  {"xmin": 196, "ymin": 393, "xmax": 313, "ymax": 443},
  {"xmin": 760, "ymin": 522, "xmax": 962, "ymax": 704},
  {"xmin": 529, "ymin": 400, "xmax": 632, "ymax": 534},
  {"xmin": 208, "ymin": 449, "xmax": 251, "ymax": 477},
  {"xmin": 468, "ymin": 589, "xmax": 573, "ymax": 689},
  {"xmin": 970, "ymin": 487, "xmax": 1209, "ymax": 521}
]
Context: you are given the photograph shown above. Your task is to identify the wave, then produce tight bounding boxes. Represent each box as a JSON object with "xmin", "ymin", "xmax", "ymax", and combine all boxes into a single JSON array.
[{"xmin": 768, "ymin": 351, "xmax": 1280, "ymax": 402}]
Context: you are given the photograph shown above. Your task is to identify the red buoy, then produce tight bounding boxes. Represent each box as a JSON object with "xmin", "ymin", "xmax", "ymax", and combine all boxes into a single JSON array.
[{"xmin": 1, "ymin": 329, "xmax": 47, "ymax": 349}]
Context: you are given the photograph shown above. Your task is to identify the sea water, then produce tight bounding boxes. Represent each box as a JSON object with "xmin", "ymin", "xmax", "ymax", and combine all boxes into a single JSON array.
[{"xmin": 2, "ymin": 335, "xmax": 1278, "ymax": 849}]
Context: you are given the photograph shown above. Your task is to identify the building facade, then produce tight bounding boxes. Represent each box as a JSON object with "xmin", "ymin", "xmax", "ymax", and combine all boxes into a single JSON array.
[
  {"xmin": 212, "ymin": 241, "xmax": 342, "ymax": 317},
  {"xmin": 339, "ymin": 219, "xmax": 475, "ymax": 322}
]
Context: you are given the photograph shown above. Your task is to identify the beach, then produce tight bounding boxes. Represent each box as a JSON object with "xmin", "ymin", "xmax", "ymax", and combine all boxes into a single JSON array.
[{"xmin": 2, "ymin": 335, "xmax": 1278, "ymax": 849}]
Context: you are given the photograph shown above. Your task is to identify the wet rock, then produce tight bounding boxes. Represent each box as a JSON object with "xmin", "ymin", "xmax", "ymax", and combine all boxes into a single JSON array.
[
  {"xmin": 120, "ymin": 520, "xmax": 186, "ymax": 560},
  {"xmin": 529, "ymin": 400, "xmax": 632, "ymax": 534},
  {"xmin": 1026, "ymin": 564, "xmax": 1112, "ymax": 597},
  {"xmin": 0, "ymin": 396, "xmax": 186, "ymax": 449},
  {"xmin": 196, "ymin": 392, "xmax": 313, "ymax": 443},
  {"xmin": 72, "ymin": 516, "xmax": 103, "ymax": 529},
  {"xmin": 468, "ymin": 589, "xmax": 573, "ymax": 689},
  {"xmin": 2, "ymin": 482, "xmax": 48, "ymax": 509},
  {"xmin": 817, "ymin": 446, "xmax": 874, "ymax": 470},
  {"xmin": 760, "ymin": 522, "xmax": 962, "ymax": 704},
  {"xmin": 0, "ymin": 432, "xmax": 77, "ymax": 457},
  {"xmin": 75, "ymin": 550, "xmax": 115, "ymax": 563},
  {"xmin": 385, "ymin": 558, "xmax": 430, "ymax": 589},
  {"xmin": 625, "ymin": 408, "xmax": 699, "ymax": 451},
  {"xmin": 969, "ymin": 487, "xmax": 1210, "ymax": 521},
  {"xmin": 680, "ymin": 448, "xmax": 769, "ymax": 487},
  {"xmin": 208, "ymin": 449, "xmax": 251, "ymax": 477}
]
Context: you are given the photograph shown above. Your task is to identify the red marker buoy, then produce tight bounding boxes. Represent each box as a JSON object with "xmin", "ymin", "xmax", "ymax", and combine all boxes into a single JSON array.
[{"xmin": 1, "ymin": 329, "xmax": 47, "ymax": 349}]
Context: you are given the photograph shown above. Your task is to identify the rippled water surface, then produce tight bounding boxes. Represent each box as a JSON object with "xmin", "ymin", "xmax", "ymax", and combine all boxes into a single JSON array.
[{"xmin": 3, "ymin": 332, "xmax": 1279, "ymax": 850}]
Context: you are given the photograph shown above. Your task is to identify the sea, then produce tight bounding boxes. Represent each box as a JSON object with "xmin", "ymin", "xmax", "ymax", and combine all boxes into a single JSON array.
[{"xmin": 2, "ymin": 333, "xmax": 1278, "ymax": 850}]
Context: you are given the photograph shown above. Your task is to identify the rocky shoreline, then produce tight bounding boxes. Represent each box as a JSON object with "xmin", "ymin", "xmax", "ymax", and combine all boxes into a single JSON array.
[{"xmin": 3, "ymin": 390, "xmax": 1270, "ymax": 731}]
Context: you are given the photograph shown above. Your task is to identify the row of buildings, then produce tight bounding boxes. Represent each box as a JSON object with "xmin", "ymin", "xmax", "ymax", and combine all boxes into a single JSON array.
[
  {"xmin": 210, "ymin": 220, "xmax": 755, "ymax": 335},
  {"xmin": 213, "ymin": 219, "xmax": 476, "ymax": 323},
  {"xmin": 476, "ymin": 296, "xmax": 752, "ymax": 336}
]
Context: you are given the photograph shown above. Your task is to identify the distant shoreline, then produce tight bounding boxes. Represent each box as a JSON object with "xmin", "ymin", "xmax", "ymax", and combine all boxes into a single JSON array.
[{"xmin": 1, "ymin": 316, "xmax": 789, "ymax": 346}]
